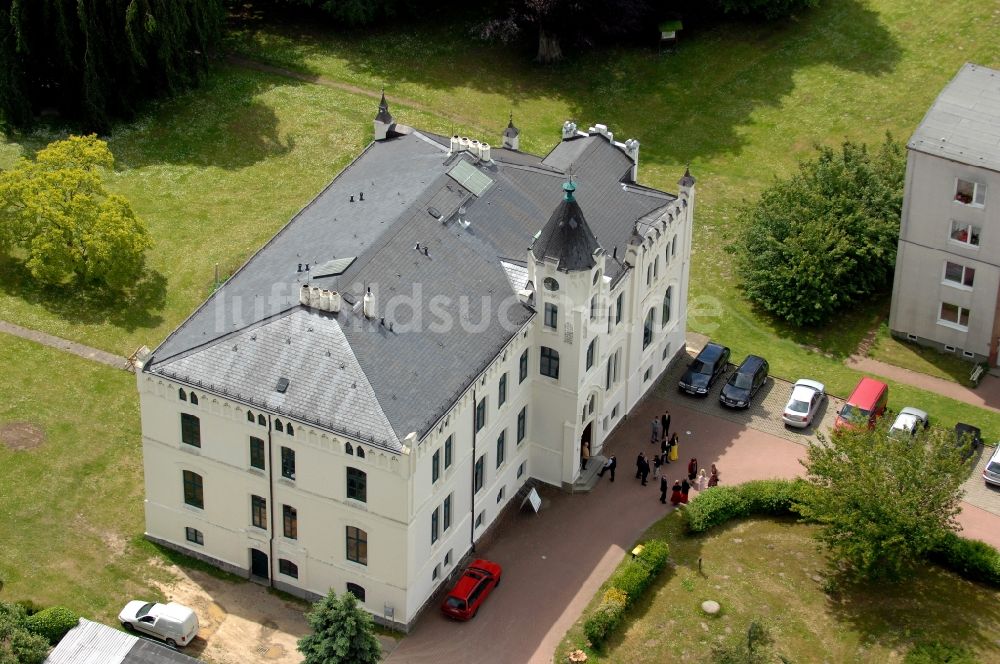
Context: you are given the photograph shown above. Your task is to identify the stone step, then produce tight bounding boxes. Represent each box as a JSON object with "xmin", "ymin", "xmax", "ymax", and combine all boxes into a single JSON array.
[{"xmin": 571, "ymin": 455, "xmax": 607, "ymax": 493}]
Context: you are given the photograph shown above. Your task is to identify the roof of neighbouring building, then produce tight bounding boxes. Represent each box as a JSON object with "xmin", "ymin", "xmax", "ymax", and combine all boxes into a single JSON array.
[
  {"xmin": 909, "ymin": 62, "xmax": 1000, "ymax": 172},
  {"xmin": 145, "ymin": 116, "xmax": 676, "ymax": 449},
  {"xmin": 44, "ymin": 619, "xmax": 201, "ymax": 664}
]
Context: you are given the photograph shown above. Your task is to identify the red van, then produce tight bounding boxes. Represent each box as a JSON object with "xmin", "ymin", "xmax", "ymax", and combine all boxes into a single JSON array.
[
  {"xmin": 834, "ymin": 377, "xmax": 889, "ymax": 431},
  {"xmin": 440, "ymin": 559, "xmax": 502, "ymax": 621}
]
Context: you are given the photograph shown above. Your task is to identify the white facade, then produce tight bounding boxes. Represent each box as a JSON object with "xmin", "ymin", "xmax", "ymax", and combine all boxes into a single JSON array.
[{"xmin": 138, "ymin": 124, "xmax": 695, "ymax": 630}]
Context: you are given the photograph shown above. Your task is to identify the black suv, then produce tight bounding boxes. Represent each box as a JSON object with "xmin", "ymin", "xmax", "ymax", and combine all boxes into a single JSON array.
[
  {"xmin": 954, "ymin": 423, "xmax": 984, "ymax": 461},
  {"xmin": 679, "ymin": 342, "xmax": 731, "ymax": 396},
  {"xmin": 720, "ymin": 355, "xmax": 769, "ymax": 408}
]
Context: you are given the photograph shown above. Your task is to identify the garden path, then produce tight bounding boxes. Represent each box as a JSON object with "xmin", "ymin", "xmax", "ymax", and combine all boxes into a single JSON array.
[{"xmin": 0, "ymin": 320, "xmax": 126, "ymax": 369}]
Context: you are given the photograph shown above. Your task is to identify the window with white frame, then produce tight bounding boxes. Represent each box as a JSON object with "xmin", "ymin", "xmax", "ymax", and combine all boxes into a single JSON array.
[
  {"xmin": 939, "ymin": 302, "xmax": 970, "ymax": 329},
  {"xmin": 950, "ymin": 220, "xmax": 981, "ymax": 247},
  {"xmin": 616, "ymin": 292, "xmax": 624, "ymax": 324},
  {"xmin": 662, "ymin": 287, "xmax": 672, "ymax": 325},
  {"xmin": 586, "ymin": 338, "xmax": 596, "ymax": 370},
  {"xmin": 544, "ymin": 303, "xmax": 558, "ymax": 329},
  {"xmin": 590, "ymin": 295, "xmax": 598, "ymax": 320},
  {"xmin": 646, "ymin": 264, "xmax": 652, "ymax": 286},
  {"xmin": 643, "ymin": 308, "xmax": 655, "ymax": 348},
  {"xmin": 944, "ymin": 261, "xmax": 975, "ymax": 288},
  {"xmin": 540, "ymin": 347, "xmax": 559, "ymax": 379},
  {"xmin": 671, "ymin": 236, "xmax": 677, "ymax": 257},
  {"xmin": 955, "ymin": 178, "xmax": 986, "ymax": 207}
]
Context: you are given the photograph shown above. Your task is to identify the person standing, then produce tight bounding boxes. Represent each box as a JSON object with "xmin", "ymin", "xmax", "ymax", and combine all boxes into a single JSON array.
[
  {"xmin": 710, "ymin": 463, "xmax": 720, "ymax": 482},
  {"xmin": 661, "ymin": 410, "xmax": 671, "ymax": 442},
  {"xmin": 680, "ymin": 477, "xmax": 691, "ymax": 504},
  {"xmin": 708, "ymin": 468, "xmax": 719, "ymax": 487},
  {"xmin": 635, "ymin": 452, "xmax": 645, "ymax": 479},
  {"xmin": 581, "ymin": 441, "xmax": 590, "ymax": 472},
  {"xmin": 598, "ymin": 455, "xmax": 617, "ymax": 481},
  {"xmin": 650, "ymin": 418, "xmax": 660, "ymax": 445},
  {"xmin": 652, "ymin": 452, "xmax": 662, "ymax": 479},
  {"xmin": 659, "ymin": 475, "xmax": 668, "ymax": 504},
  {"xmin": 640, "ymin": 456, "xmax": 650, "ymax": 486},
  {"xmin": 670, "ymin": 480, "xmax": 683, "ymax": 506},
  {"xmin": 688, "ymin": 457, "xmax": 698, "ymax": 482},
  {"xmin": 669, "ymin": 433, "xmax": 679, "ymax": 463},
  {"xmin": 696, "ymin": 468, "xmax": 708, "ymax": 491}
]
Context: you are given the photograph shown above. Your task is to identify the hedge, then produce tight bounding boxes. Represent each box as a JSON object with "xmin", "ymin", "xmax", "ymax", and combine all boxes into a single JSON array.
[
  {"xmin": 927, "ymin": 532, "xmax": 1000, "ymax": 588},
  {"xmin": 682, "ymin": 479, "xmax": 806, "ymax": 533},
  {"xmin": 583, "ymin": 539, "xmax": 670, "ymax": 647},
  {"xmin": 26, "ymin": 606, "xmax": 79, "ymax": 644}
]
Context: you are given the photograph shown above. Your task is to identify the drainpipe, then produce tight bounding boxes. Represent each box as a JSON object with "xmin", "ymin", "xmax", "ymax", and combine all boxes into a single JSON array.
[
  {"xmin": 266, "ymin": 414, "xmax": 276, "ymax": 586},
  {"xmin": 470, "ymin": 387, "xmax": 477, "ymax": 553}
]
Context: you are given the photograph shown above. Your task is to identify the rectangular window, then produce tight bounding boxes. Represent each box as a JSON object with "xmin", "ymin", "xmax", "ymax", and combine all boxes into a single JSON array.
[
  {"xmin": 444, "ymin": 549, "xmax": 452, "ymax": 567},
  {"xmin": 474, "ymin": 454, "xmax": 485, "ymax": 493},
  {"xmin": 251, "ymin": 495, "xmax": 267, "ymax": 530},
  {"xmin": 939, "ymin": 302, "xmax": 970, "ymax": 329},
  {"xmin": 497, "ymin": 487, "xmax": 505, "ymax": 504},
  {"xmin": 249, "ymin": 437, "xmax": 265, "ymax": 470},
  {"xmin": 433, "ymin": 565, "xmax": 440, "ymax": 581},
  {"xmin": 180, "ymin": 413, "xmax": 201, "ymax": 448},
  {"xmin": 185, "ymin": 527, "xmax": 203, "ymax": 545},
  {"xmin": 643, "ymin": 309, "xmax": 654, "ymax": 349},
  {"xmin": 646, "ymin": 264, "xmax": 652, "ymax": 286},
  {"xmin": 956, "ymin": 178, "xmax": 986, "ymax": 206},
  {"xmin": 182, "ymin": 470, "xmax": 203, "ymax": 509},
  {"xmin": 498, "ymin": 374, "xmax": 507, "ymax": 407},
  {"xmin": 519, "ymin": 349, "xmax": 529, "ymax": 383},
  {"xmin": 475, "ymin": 397, "xmax": 487, "ymax": 432},
  {"xmin": 517, "ymin": 406, "xmax": 527, "ymax": 444},
  {"xmin": 544, "ymin": 303, "xmax": 558, "ymax": 329},
  {"xmin": 346, "ymin": 526, "xmax": 367, "ymax": 565},
  {"xmin": 672, "ymin": 236, "xmax": 677, "ymax": 257},
  {"xmin": 432, "ymin": 449, "xmax": 440, "ymax": 483},
  {"xmin": 644, "ymin": 367, "xmax": 652, "ymax": 382},
  {"xmin": 281, "ymin": 446, "xmax": 295, "ymax": 480},
  {"xmin": 431, "ymin": 507, "xmax": 439, "ymax": 545},
  {"xmin": 279, "ymin": 559, "xmax": 298, "ymax": 579},
  {"xmin": 612, "ymin": 403, "xmax": 619, "ymax": 418},
  {"xmin": 540, "ymin": 347, "xmax": 559, "ymax": 379},
  {"xmin": 590, "ymin": 295, "xmax": 598, "ymax": 320},
  {"xmin": 517, "ymin": 462, "xmax": 525, "ymax": 479},
  {"xmin": 443, "ymin": 494, "xmax": 452, "ymax": 530},
  {"xmin": 944, "ymin": 261, "xmax": 975, "ymax": 288},
  {"xmin": 444, "ymin": 435, "xmax": 453, "ymax": 469},
  {"xmin": 616, "ymin": 293, "xmax": 624, "ymax": 324},
  {"xmin": 950, "ymin": 220, "xmax": 981, "ymax": 246},
  {"xmin": 346, "ymin": 468, "xmax": 367, "ymax": 503},
  {"xmin": 496, "ymin": 431, "xmax": 506, "ymax": 468},
  {"xmin": 586, "ymin": 338, "xmax": 596, "ymax": 370},
  {"xmin": 606, "ymin": 356, "xmax": 613, "ymax": 390},
  {"xmin": 475, "ymin": 511, "xmax": 484, "ymax": 528},
  {"xmin": 283, "ymin": 504, "xmax": 297, "ymax": 539}
]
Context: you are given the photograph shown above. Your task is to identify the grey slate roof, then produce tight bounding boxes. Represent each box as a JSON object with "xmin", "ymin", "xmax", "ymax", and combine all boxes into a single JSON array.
[
  {"xmin": 44, "ymin": 619, "xmax": 200, "ymax": 664},
  {"xmin": 531, "ymin": 183, "xmax": 602, "ymax": 272},
  {"xmin": 909, "ymin": 63, "xmax": 1000, "ymax": 172},
  {"xmin": 147, "ymin": 124, "xmax": 676, "ymax": 447}
]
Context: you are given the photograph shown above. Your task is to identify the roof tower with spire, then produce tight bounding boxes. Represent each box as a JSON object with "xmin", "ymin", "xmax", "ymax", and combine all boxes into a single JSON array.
[{"xmin": 531, "ymin": 179, "xmax": 602, "ymax": 272}]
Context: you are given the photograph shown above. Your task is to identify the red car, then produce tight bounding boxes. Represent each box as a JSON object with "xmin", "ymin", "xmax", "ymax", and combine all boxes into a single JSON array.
[{"xmin": 440, "ymin": 559, "xmax": 502, "ymax": 621}]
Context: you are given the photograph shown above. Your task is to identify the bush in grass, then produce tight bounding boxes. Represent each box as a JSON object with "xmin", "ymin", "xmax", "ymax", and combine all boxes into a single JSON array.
[
  {"xmin": 583, "ymin": 588, "xmax": 628, "ymax": 647},
  {"xmin": 26, "ymin": 606, "xmax": 79, "ymax": 644},
  {"xmin": 636, "ymin": 539, "xmax": 670, "ymax": 575},
  {"xmin": 0, "ymin": 601, "xmax": 49, "ymax": 664},
  {"xmin": 904, "ymin": 641, "xmax": 977, "ymax": 664},
  {"xmin": 683, "ymin": 479, "xmax": 805, "ymax": 534},
  {"xmin": 927, "ymin": 532, "xmax": 1000, "ymax": 588},
  {"xmin": 610, "ymin": 562, "xmax": 651, "ymax": 600}
]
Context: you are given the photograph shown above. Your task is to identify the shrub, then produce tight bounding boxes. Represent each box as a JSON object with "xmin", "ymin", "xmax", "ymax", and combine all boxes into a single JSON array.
[
  {"xmin": 904, "ymin": 641, "xmax": 977, "ymax": 664},
  {"xmin": 927, "ymin": 532, "xmax": 1000, "ymax": 588},
  {"xmin": 684, "ymin": 479, "xmax": 805, "ymax": 533},
  {"xmin": 583, "ymin": 590, "xmax": 627, "ymax": 647},
  {"xmin": 14, "ymin": 600, "xmax": 42, "ymax": 616},
  {"xmin": 26, "ymin": 606, "xmax": 79, "ymax": 644},
  {"xmin": 0, "ymin": 602, "xmax": 49, "ymax": 664},
  {"xmin": 636, "ymin": 539, "xmax": 670, "ymax": 575},
  {"xmin": 610, "ymin": 562, "xmax": 651, "ymax": 600}
]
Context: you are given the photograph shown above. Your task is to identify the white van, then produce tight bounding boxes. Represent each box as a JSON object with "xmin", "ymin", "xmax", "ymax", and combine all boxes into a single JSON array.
[{"xmin": 118, "ymin": 600, "xmax": 199, "ymax": 647}]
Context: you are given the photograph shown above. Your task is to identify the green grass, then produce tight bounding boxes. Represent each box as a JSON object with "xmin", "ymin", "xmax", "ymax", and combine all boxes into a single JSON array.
[
  {"xmin": 0, "ymin": 335, "xmax": 175, "ymax": 625},
  {"xmin": 869, "ymin": 322, "xmax": 979, "ymax": 386},
  {"xmin": 557, "ymin": 515, "xmax": 1000, "ymax": 662}
]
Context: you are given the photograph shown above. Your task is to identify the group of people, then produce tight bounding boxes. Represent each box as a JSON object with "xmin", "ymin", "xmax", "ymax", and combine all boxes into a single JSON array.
[{"xmin": 659, "ymin": 459, "xmax": 720, "ymax": 505}]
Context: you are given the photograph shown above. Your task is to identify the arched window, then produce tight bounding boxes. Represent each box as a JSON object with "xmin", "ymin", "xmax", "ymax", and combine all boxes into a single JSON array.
[
  {"xmin": 274, "ymin": 419, "xmax": 283, "ymax": 432},
  {"xmin": 643, "ymin": 308, "xmax": 655, "ymax": 349},
  {"xmin": 357, "ymin": 447, "xmax": 365, "ymax": 459},
  {"xmin": 346, "ymin": 468, "xmax": 367, "ymax": 502},
  {"xmin": 665, "ymin": 245, "xmax": 670, "ymax": 267},
  {"xmin": 346, "ymin": 583, "xmax": 366, "ymax": 602},
  {"xmin": 287, "ymin": 424, "xmax": 294, "ymax": 436},
  {"xmin": 257, "ymin": 414, "xmax": 266, "ymax": 426},
  {"xmin": 178, "ymin": 388, "xmax": 187, "ymax": 401},
  {"xmin": 588, "ymin": 394, "xmax": 596, "ymax": 415},
  {"xmin": 247, "ymin": 410, "xmax": 254, "ymax": 423},
  {"xmin": 671, "ymin": 235, "xmax": 677, "ymax": 257},
  {"xmin": 662, "ymin": 287, "xmax": 672, "ymax": 326},
  {"xmin": 190, "ymin": 392, "xmax": 199, "ymax": 406},
  {"xmin": 654, "ymin": 257, "xmax": 659, "ymax": 278},
  {"xmin": 540, "ymin": 347, "xmax": 559, "ymax": 379},
  {"xmin": 646, "ymin": 264, "xmax": 652, "ymax": 286},
  {"xmin": 345, "ymin": 442, "xmax": 354, "ymax": 455}
]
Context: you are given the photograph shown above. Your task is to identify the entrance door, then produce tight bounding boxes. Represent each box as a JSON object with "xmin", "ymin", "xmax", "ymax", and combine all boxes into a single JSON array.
[
  {"xmin": 580, "ymin": 422, "xmax": 593, "ymax": 471},
  {"xmin": 250, "ymin": 548, "xmax": 269, "ymax": 579}
]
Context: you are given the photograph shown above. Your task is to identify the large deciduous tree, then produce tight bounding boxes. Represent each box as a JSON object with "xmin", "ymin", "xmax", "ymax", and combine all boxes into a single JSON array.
[
  {"xmin": 297, "ymin": 590, "xmax": 380, "ymax": 664},
  {"xmin": 730, "ymin": 135, "xmax": 905, "ymax": 327},
  {"xmin": 795, "ymin": 424, "xmax": 968, "ymax": 582},
  {"xmin": 0, "ymin": 0, "xmax": 223, "ymax": 131},
  {"xmin": 0, "ymin": 135, "xmax": 151, "ymax": 291}
]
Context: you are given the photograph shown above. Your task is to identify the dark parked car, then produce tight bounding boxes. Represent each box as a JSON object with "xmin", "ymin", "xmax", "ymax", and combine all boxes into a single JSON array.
[
  {"xmin": 720, "ymin": 355, "xmax": 769, "ymax": 408},
  {"xmin": 679, "ymin": 342, "xmax": 731, "ymax": 396},
  {"xmin": 954, "ymin": 423, "xmax": 984, "ymax": 460},
  {"xmin": 440, "ymin": 559, "xmax": 502, "ymax": 621}
]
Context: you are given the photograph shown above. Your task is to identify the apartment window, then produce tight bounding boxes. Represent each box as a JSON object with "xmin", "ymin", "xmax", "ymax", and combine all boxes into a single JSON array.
[
  {"xmin": 955, "ymin": 178, "xmax": 986, "ymax": 206},
  {"xmin": 662, "ymin": 287, "xmax": 673, "ymax": 325},
  {"xmin": 498, "ymin": 373, "xmax": 507, "ymax": 407},
  {"xmin": 346, "ymin": 526, "xmax": 367, "ymax": 565},
  {"xmin": 281, "ymin": 446, "xmax": 295, "ymax": 480},
  {"xmin": 517, "ymin": 406, "xmax": 527, "ymax": 444},
  {"xmin": 586, "ymin": 338, "xmax": 596, "ymax": 370},
  {"xmin": 432, "ymin": 565, "xmax": 440, "ymax": 581},
  {"xmin": 432, "ymin": 449, "xmax": 440, "ymax": 483},
  {"xmin": 185, "ymin": 527, "xmax": 203, "ymax": 545},
  {"xmin": 283, "ymin": 505, "xmax": 297, "ymax": 539},
  {"xmin": 346, "ymin": 583, "xmax": 366, "ymax": 602},
  {"xmin": 540, "ymin": 347, "xmax": 559, "ymax": 379},
  {"xmin": 475, "ymin": 511, "xmax": 484, "ymax": 528},
  {"xmin": 612, "ymin": 404, "xmax": 619, "ymax": 418},
  {"xmin": 180, "ymin": 413, "xmax": 201, "ymax": 448},
  {"xmin": 249, "ymin": 437, "xmax": 265, "ymax": 470},
  {"xmin": 497, "ymin": 487, "xmax": 505, "ymax": 504},
  {"xmin": 444, "ymin": 435, "xmax": 453, "ymax": 469},
  {"xmin": 519, "ymin": 349, "xmax": 528, "ymax": 383},
  {"xmin": 346, "ymin": 468, "xmax": 367, "ymax": 502},
  {"xmin": 178, "ymin": 388, "xmax": 187, "ymax": 401},
  {"xmin": 517, "ymin": 462, "xmax": 525, "ymax": 479},
  {"xmin": 644, "ymin": 367, "xmax": 652, "ymax": 382},
  {"xmin": 944, "ymin": 261, "xmax": 975, "ymax": 288},
  {"xmin": 278, "ymin": 559, "xmax": 298, "ymax": 579},
  {"xmin": 431, "ymin": 507, "xmax": 439, "ymax": 544},
  {"xmin": 257, "ymin": 414, "xmax": 266, "ymax": 426},
  {"xmin": 616, "ymin": 292, "xmax": 624, "ymax": 324},
  {"xmin": 475, "ymin": 397, "xmax": 487, "ymax": 432},
  {"xmin": 496, "ymin": 431, "xmax": 506, "ymax": 468},
  {"xmin": 590, "ymin": 295, "xmax": 598, "ymax": 320},
  {"xmin": 939, "ymin": 302, "xmax": 970, "ymax": 329},
  {"xmin": 646, "ymin": 264, "xmax": 652, "ymax": 286},
  {"xmin": 443, "ymin": 494, "xmax": 452, "ymax": 530},
  {"xmin": 182, "ymin": 470, "xmax": 203, "ymax": 509},
  {"xmin": 474, "ymin": 454, "xmax": 485, "ymax": 493},
  {"xmin": 444, "ymin": 550, "xmax": 453, "ymax": 567},
  {"xmin": 950, "ymin": 220, "xmax": 981, "ymax": 246},
  {"xmin": 643, "ymin": 308, "xmax": 655, "ymax": 348},
  {"xmin": 189, "ymin": 393, "xmax": 198, "ymax": 406},
  {"xmin": 251, "ymin": 495, "xmax": 267, "ymax": 530},
  {"xmin": 544, "ymin": 303, "xmax": 558, "ymax": 329}
]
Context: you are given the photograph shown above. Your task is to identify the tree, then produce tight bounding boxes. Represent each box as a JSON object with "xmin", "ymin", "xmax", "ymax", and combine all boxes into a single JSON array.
[
  {"xmin": 730, "ymin": 135, "xmax": 904, "ymax": 327},
  {"xmin": 0, "ymin": 601, "xmax": 50, "ymax": 664},
  {"xmin": 0, "ymin": 1, "xmax": 223, "ymax": 130},
  {"xmin": 297, "ymin": 590, "xmax": 380, "ymax": 664},
  {"xmin": 795, "ymin": 424, "xmax": 968, "ymax": 582},
  {"xmin": 269, "ymin": 0, "xmax": 425, "ymax": 26},
  {"xmin": 711, "ymin": 620, "xmax": 778, "ymax": 664},
  {"xmin": 713, "ymin": 0, "xmax": 818, "ymax": 20},
  {"xmin": 0, "ymin": 135, "xmax": 151, "ymax": 291}
]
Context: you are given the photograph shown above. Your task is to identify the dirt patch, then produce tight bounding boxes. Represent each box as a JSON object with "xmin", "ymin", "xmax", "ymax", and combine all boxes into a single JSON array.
[{"xmin": 0, "ymin": 421, "xmax": 45, "ymax": 450}]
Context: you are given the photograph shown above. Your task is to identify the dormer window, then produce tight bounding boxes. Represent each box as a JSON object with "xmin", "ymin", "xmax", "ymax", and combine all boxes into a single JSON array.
[
  {"xmin": 543, "ymin": 277, "xmax": 559, "ymax": 291},
  {"xmin": 955, "ymin": 179, "xmax": 985, "ymax": 207}
]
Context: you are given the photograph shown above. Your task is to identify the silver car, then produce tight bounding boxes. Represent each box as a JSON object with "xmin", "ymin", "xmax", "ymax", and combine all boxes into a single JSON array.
[
  {"xmin": 782, "ymin": 379, "xmax": 826, "ymax": 428},
  {"xmin": 984, "ymin": 445, "xmax": 1000, "ymax": 486},
  {"xmin": 889, "ymin": 407, "xmax": 929, "ymax": 439}
]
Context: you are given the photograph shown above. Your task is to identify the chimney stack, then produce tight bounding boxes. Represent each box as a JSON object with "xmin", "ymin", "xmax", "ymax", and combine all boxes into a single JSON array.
[{"xmin": 363, "ymin": 287, "xmax": 375, "ymax": 319}]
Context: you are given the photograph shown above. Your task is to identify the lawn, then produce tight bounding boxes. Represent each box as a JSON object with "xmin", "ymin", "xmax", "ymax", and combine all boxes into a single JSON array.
[
  {"xmin": 556, "ymin": 514, "xmax": 1000, "ymax": 662},
  {"xmin": 0, "ymin": 335, "xmax": 176, "ymax": 625}
]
